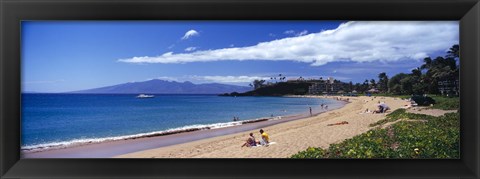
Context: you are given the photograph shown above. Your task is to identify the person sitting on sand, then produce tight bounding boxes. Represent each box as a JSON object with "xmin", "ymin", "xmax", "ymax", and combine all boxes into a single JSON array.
[
  {"xmin": 373, "ymin": 103, "xmax": 390, "ymax": 114},
  {"xmin": 373, "ymin": 105, "xmax": 383, "ymax": 114},
  {"xmin": 380, "ymin": 103, "xmax": 390, "ymax": 113},
  {"xmin": 259, "ymin": 129, "xmax": 269, "ymax": 145},
  {"xmin": 241, "ymin": 133, "xmax": 257, "ymax": 147}
]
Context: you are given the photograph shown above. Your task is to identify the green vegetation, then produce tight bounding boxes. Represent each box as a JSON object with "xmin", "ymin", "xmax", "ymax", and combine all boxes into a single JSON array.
[
  {"xmin": 410, "ymin": 95, "xmax": 436, "ymax": 106},
  {"xmin": 369, "ymin": 109, "xmax": 434, "ymax": 127},
  {"xmin": 430, "ymin": 96, "xmax": 459, "ymax": 110},
  {"xmin": 220, "ymin": 81, "xmax": 313, "ymax": 96},
  {"xmin": 229, "ymin": 45, "xmax": 459, "ymax": 97},
  {"xmin": 291, "ymin": 110, "xmax": 459, "ymax": 159},
  {"xmin": 344, "ymin": 44, "xmax": 459, "ymax": 96},
  {"xmin": 364, "ymin": 94, "xmax": 459, "ymax": 110},
  {"xmin": 388, "ymin": 45, "xmax": 459, "ymax": 95}
]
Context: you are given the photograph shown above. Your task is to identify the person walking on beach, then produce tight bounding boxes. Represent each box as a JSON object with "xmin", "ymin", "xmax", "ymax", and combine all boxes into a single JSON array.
[
  {"xmin": 259, "ymin": 129, "xmax": 270, "ymax": 145},
  {"xmin": 309, "ymin": 107, "xmax": 313, "ymax": 116},
  {"xmin": 321, "ymin": 104, "xmax": 324, "ymax": 109}
]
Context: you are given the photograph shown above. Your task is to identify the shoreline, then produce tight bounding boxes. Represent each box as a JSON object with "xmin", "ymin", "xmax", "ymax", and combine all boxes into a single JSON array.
[
  {"xmin": 22, "ymin": 96, "xmax": 347, "ymax": 158},
  {"xmin": 116, "ymin": 95, "xmax": 409, "ymax": 158}
]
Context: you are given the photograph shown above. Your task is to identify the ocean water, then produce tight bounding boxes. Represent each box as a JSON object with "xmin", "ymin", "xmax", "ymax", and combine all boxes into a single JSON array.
[{"xmin": 21, "ymin": 94, "xmax": 345, "ymax": 151}]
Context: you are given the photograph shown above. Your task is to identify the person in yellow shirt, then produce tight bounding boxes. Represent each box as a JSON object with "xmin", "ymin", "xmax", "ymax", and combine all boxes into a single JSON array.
[{"xmin": 259, "ymin": 129, "xmax": 269, "ymax": 145}]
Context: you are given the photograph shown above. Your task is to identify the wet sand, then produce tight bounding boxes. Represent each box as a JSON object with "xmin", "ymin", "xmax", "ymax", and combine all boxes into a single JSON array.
[{"xmin": 117, "ymin": 96, "xmax": 410, "ymax": 158}]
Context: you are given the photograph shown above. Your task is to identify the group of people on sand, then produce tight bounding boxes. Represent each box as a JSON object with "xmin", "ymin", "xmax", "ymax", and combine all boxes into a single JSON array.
[{"xmin": 241, "ymin": 129, "xmax": 270, "ymax": 148}]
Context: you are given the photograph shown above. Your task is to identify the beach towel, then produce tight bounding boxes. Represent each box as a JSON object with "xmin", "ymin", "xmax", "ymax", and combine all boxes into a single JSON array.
[
  {"xmin": 327, "ymin": 121, "xmax": 349, "ymax": 126},
  {"xmin": 252, "ymin": 142, "xmax": 277, "ymax": 147}
]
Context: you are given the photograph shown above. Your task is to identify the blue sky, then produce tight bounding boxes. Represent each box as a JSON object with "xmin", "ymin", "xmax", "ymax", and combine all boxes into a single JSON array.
[{"xmin": 22, "ymin": 21, "xmax": 459, "ymax": 93}]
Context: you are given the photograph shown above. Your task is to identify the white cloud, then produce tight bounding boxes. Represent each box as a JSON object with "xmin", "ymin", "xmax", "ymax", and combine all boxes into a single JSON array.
[
  {"xmin": 181, "ymin": 30, "xmax": 199, "ymax": 40},
  {"xmin": 284, "ymin": 30, "xmax": 308, "ymax": 36},
  {"xmin": 146, "ymin": 75, "xmax": 270, "ymax": 84},
  {"xmin": 192, "ymin": 75, "xmax": 270, "ymax": 83},
  {"xmin": 152, "ymin": 76, "xmax": 180, "ymax": 81},
  {"xmin": 184, "ymin": 47, "xmax": 197, "ymax": 52},
  {"xmin": 296, "ymin": 30, "xmax": 308, "ymax": 36},
  {"xmin": 119, "ymin": 21, "xmax": 459, "ymax": 66},
  {"xmin": 269, "ymin": 33, "xmax": 276, "ymax": 37},
  {"xmin": 284, "ymin": 30, "xmax": 295, "ymax": 35}
]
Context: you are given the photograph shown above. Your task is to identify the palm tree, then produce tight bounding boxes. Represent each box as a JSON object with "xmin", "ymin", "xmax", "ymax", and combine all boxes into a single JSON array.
[
  {"xmin": 446, "ymin": 44, "xmax": 459, "ymax": 59},
  {"xmin": 253, "ymin": 79, "xmax": 266, "ymax": 89},
  {"xmin": 378, "ymin": 72, "xmax": 389, "ymax": 93},
  {"xmin": 411, "ymin": 67, "xmax": 422, "ymax": 77},
  {"xmin": 420, "ymin": 57, "xmax": 433, "ymax": 70},
  {"xmin": 369, "ymin": 79, "xmax": 376, "ymax": 89}
]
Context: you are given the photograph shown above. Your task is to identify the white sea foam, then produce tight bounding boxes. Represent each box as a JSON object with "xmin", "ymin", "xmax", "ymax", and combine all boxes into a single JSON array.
[{"xmin": 21, "ymin": 117, "xmax": 274, "ymax": 153}]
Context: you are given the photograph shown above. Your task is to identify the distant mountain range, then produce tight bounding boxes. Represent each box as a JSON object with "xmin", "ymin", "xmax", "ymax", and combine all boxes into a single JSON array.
[{"xmin": 69, "ymin": 79, "xmax": 252, "ymax": 94}]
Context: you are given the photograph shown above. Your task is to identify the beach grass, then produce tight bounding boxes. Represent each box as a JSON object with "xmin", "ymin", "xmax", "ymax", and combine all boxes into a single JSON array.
[
  {"xmin": 368, "ymin": 108, "xmax": 435, "ymax": 127},
  {"xmin": 361, "ymin": 93, "xmax": 459, "ymax": 110},
  {"xmin": 291, "ymin": 111, "xmax": 459, "ymax": 159},
  {"xmin": 430, "ymin": 96, "xmax": 459, "ymax": 110}
]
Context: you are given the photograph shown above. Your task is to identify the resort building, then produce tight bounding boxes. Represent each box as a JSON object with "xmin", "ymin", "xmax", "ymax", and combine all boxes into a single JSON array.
[
  {"xmin": 308, "ymin": 77, "xmax": 345, "ymax": 95},
  {"xmin": 438, "ymin": 79, "xmax": 459, "ymax": 96}
]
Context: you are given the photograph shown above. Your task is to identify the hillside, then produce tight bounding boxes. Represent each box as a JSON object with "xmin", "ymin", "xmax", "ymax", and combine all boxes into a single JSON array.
[{"xmin": 70, "ymin": 79, "xmax": 251, "ymax": 94}]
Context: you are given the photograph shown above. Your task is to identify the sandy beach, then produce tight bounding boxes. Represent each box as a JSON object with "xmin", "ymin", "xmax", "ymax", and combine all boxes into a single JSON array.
[{"xmin": 117, "ymin": 96, "xmax": 412, "ymax": 158}]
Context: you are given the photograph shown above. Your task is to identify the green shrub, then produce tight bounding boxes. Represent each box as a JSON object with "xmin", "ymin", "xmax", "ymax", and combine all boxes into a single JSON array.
[
  {"xmin": 292, "ymin": 112, "xmax": 459, "ymax": 159},
  {"xmin": 369, "ymin": 108, "xmax": 435, "ymax": 127},
  {"xmin": 291, "ymin": 147, "xmax": 327, "ymax": 158},
  {"xmin": 411, "ymin": 95, "xmax": 436, "ymax": 106},
  {"xmin": 430, "ymin": 96, "xmax": 459, "ymax": 110}
]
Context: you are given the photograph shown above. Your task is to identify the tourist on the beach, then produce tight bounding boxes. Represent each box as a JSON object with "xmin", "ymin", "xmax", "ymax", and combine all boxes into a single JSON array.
[
  {"xmin": 373, "ymin": 105, "xmax": 383, "ymax": 114},
  {"xmin": 321, "ymin": 104, "xmax": 324, "ymax": 109},
  {"xmin": 309, "ymin": 107, "xmax": 312, "ymax": 116},
  {"xmin": 373, "ymin": 103, "xmax": 390, "ymax": 114},
  {"xmin": 364, "ymin": 108, "xmax": 371, "ymax": 113},
  {"xmin": 325, "ymin": 105, "xmax": 328, "ymax": 110},
  {"xmin": 259, "ymin": 129, "xmax": 269, "ymax": 145},
  {"xmin": 241, "ymin": 133, "xmax": 257, "ymax": 147},
  {"xmin": 380, "ymin": 103, "xmax": 390, "ymax": 113},
  {"xmin": 233, "ymin": 117, "xmax": 237, "ymax": 121}
]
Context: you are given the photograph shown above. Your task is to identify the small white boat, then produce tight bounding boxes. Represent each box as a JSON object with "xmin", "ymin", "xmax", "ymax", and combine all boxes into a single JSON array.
[{"xmin": 136, "ymin": 94, "xmax": 154, "ymax": 98}]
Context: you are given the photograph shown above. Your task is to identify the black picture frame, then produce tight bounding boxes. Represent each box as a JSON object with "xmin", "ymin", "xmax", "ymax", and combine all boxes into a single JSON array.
[{"xmin": 1, "ymin": 0, "xmax": 479, "ymax": 178}]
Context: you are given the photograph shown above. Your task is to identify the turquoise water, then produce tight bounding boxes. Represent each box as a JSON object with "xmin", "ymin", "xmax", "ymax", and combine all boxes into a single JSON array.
[{"xmin": 21, "ymin": 94, "xmax": 344, "ymax": 151}]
